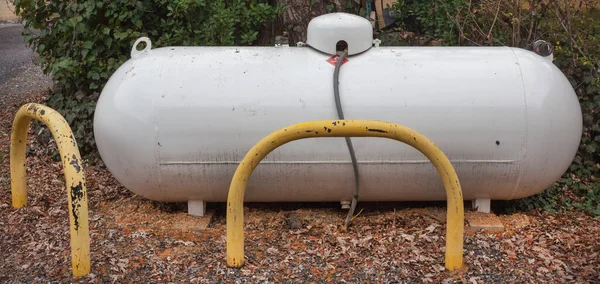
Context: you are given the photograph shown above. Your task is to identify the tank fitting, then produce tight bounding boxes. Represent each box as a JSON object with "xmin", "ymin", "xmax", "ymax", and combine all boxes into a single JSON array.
[
  {"xmin": 340, "ymin": 200, "xmax": 351, "ymax": 209},
  {"xmin": 532, "ymin": 40, "xmax": 554, "ymax": 61}
]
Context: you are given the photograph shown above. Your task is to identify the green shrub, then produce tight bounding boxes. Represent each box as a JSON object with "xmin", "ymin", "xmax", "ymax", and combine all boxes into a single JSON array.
[
  {"xmin": 14, "ymin": 0, "xmax": 283, "ymax": 154},
  {"xmin": 391, "ymin": 0, "xmax": 467, "ymax": 44}
]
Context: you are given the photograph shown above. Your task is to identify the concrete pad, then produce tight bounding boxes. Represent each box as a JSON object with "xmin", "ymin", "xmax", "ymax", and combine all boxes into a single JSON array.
[
  {"xmin": 104, "ymin": 198, "xmax": 217, "ymax": 241},
  {"xmin": 175, "ymin": 208, "xmax": 215, "ymax": 231},
  {"xmin": 466, "ymin": 211, "xmax": 505, "ymax": 232}
]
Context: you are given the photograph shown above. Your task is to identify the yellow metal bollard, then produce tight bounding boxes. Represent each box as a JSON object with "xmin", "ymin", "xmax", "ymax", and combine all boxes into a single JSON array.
[
  {"xmin": 226, "ymin": 120, "xmax": 464, "ymax": 270},
  {"xmin": 10, "ymin": 103, "xmax": 90, "ymax": 277}
]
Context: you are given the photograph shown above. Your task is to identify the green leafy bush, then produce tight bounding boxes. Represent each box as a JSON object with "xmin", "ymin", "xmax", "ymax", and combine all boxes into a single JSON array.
[
  {"xmin": 392, "ymin": 0, "xmax": 600, "ymax": 216},
  {"xmin": 14, "ymin": 0, "xmax": 283, "ymax": 154},
  {"xmin": 391, "ymin": 0, "xmax": 468, "ymax": 44}
]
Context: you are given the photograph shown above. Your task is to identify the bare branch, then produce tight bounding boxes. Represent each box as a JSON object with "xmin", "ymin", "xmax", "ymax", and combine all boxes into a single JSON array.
[
  {"xmin": 552, "ymin": 1, "xmax": 588, "ymax": 65},
  {"xmin": 4, "ymin": 0, "xmax": 15, "ymax": 13},
  {"xmin": 486, "ymin": 0, "xmax": 502, "ymax": 45}
]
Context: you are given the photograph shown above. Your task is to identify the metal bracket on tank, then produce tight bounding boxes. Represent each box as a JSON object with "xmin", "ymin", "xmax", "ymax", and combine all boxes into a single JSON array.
[{"xmin": 131, "ymin": 37, "xmax": 152, "ymax": 58}]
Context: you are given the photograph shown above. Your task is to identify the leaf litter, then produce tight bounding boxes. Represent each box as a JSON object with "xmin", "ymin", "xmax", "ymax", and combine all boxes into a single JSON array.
[{"xmin": 0, "ymin": 93, "xmax": 599, "ymax": 283}]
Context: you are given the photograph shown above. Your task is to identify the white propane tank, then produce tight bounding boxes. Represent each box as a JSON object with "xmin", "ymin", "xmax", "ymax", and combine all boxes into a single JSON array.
[{"xmin": 94, "ymin": 13, "xmax": 582, "ymax": 209}]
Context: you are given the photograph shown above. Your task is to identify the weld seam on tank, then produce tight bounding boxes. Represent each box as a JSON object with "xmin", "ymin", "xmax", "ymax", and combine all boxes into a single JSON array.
[
  {"xmin": 152, "ymin": 101, "xmax": 163, "ymax": 194},
  {"xmin": 159, "ymin": 160, "xmax": 516, "ymax": 165},
  {"xmin": 507, "ymin": 46, "xmax": 529, "ymax": 200}
]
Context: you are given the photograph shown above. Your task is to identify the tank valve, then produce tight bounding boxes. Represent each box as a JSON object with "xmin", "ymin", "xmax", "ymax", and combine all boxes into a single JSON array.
[
  {"xmin": 340, "ymin": 200, "xmax": 351, "ymax": 209},
  {"xmin": 531, "ymin": 40, "xmax": 554, "ymax": 61},
  {"xmin": 275, "ymin": 31, "xmax": 289, "ymax": 47}
]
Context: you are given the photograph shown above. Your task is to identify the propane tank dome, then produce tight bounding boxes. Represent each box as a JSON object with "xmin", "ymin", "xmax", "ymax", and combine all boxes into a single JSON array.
[{"xmin": 306, "ymin": 12, "xmax": 373, "ymax": 55}]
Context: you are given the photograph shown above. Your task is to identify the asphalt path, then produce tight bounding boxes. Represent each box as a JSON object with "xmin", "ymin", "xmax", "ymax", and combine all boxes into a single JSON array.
[
  {"xmin": 0, "ymin": 23, "xmax": 33, "ymax": 85},
  {"xmin": 0, "ymin": 23, "xmax": 52, "ymax": 107}
]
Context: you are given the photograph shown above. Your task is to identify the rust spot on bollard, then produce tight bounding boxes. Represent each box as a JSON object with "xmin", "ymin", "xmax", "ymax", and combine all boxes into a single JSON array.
[
  {"xmin": 10, "ymin": 103, "xmax": 91, "ymax": 277},
  {"xmin": 226, "ymin": 120, "xmax": 464, "ymax": 271}
]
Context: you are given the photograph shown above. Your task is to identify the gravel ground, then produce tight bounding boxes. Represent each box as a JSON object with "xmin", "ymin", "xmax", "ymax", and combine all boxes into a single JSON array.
[{"xmin": 0, "ymin": 93, "xmax": 599, "ymax": 283}]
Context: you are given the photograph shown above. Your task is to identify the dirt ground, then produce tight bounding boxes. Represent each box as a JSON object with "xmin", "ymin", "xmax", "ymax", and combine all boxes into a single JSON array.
[{"xmin": 0, "ymin": 92, "xmax": 599, "ymax": 283}]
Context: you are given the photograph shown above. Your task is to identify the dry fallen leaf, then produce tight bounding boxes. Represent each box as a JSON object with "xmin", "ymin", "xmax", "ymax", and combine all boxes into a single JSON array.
[{"xmin": 0, "ymin": 94, "xmax": 599, "ymax": 282}]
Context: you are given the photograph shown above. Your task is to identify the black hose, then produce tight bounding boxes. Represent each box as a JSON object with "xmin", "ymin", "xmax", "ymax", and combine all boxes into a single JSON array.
[{"xmin": 333, "ymin": 50, "xmax": 360, "ymax": 227}]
